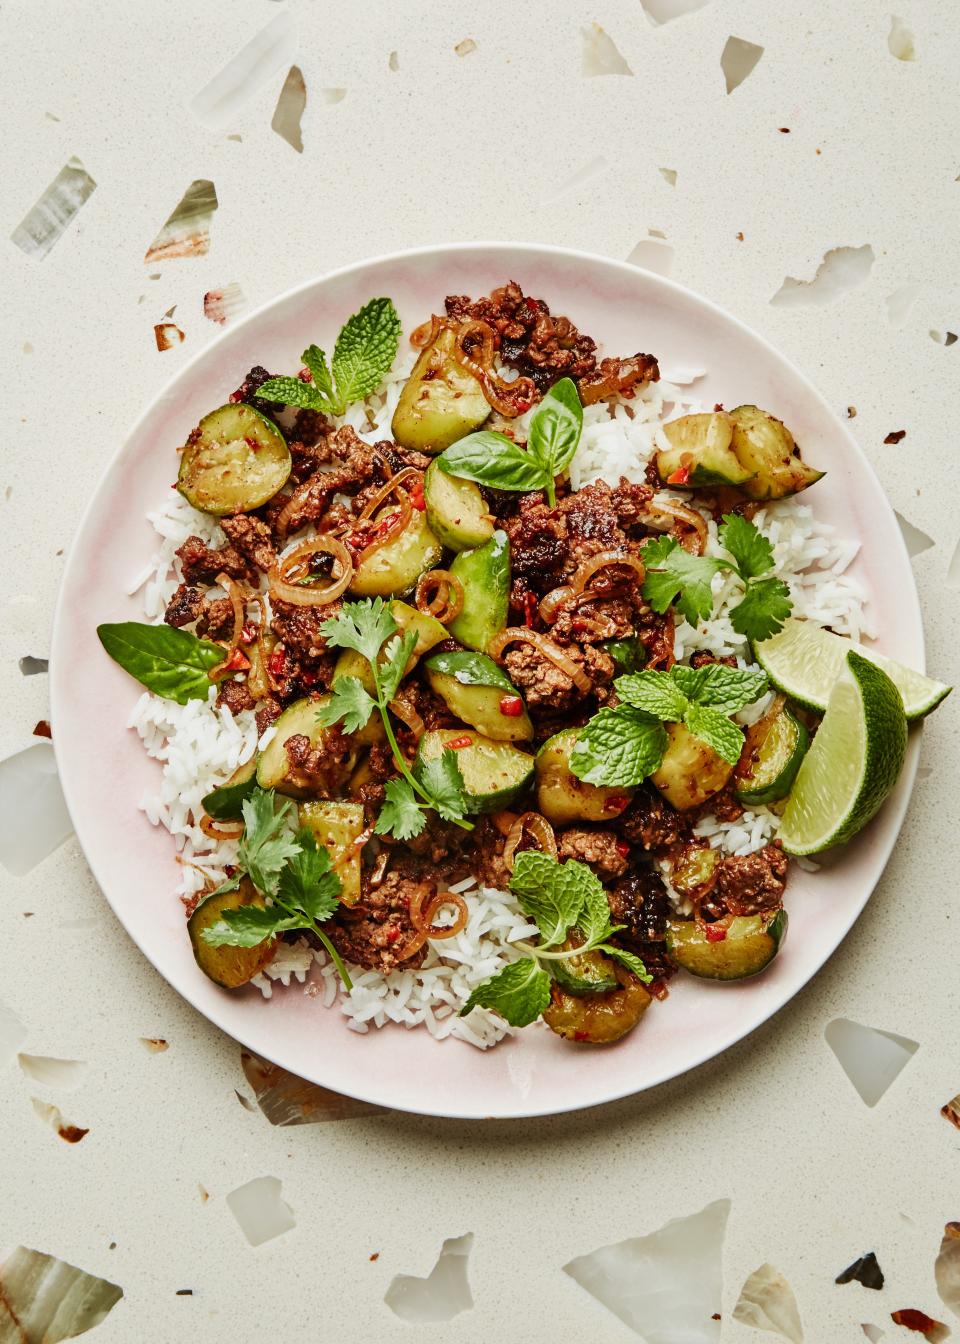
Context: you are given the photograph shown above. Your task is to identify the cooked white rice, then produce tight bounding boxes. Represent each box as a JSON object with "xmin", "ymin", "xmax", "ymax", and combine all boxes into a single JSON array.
[{"xmin": 128, "ymin": 346, "xmax": 870, "ymax": 1047}]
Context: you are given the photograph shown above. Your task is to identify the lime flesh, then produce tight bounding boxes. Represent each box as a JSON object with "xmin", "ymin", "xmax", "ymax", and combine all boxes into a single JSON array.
[
  {"xmin": 779, "ymin": 652, "xmax": 907, "ymax": 856},
  {"xmin": 755, "ymin": 618, "xmax": 950, "ymax": 722}
]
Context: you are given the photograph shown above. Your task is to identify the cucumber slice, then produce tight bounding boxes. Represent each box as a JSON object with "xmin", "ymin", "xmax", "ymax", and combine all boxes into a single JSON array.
[
  {"xmin": 551, "ymin": 944, "xmax": 619, "ymax": 997},
  {"xmin": 535, "ymin": 727, "xmax": 634, "ymax": 824},
  {"xmin": 201, "ymin": 757, "xmax": 258, "ymax": 821},
  {"xmin": 665, "ymin": 911, "xmax": 788, "ymax": 980},
  {"xmin": 349, "ymin": 507, "xmax": 443, "ymax": 597},
  {"xmin": 177, "ymin": 404, "xmax": 291, "ymax": 516},
  {"xmin": 333, "ymin": 599, "xmax": 447, "ymax": 693},
  {"xmin": 424, "ymin": 460, "xmax": 494, "ymax": 551},
  {"xmin": 729, "ymin": 405, "xmax": 825, "ymax": 501},
  {"xmin": 391, "ymin": 325, "xmax": 491, "ymax": 453},
  {"xmin": 650, "ymin": 722, "xmax": 734, "ymax": 812},
  {"xmin": 188, "ymin": 880, "xmax": 277, "ymax": 989},
  {"xmin": 655, "ymin": 412, "xmax": 755, "ymax": 488},
  {"xmin": 734, "ymin": 705, "xmax": 809, "ymax": 805},
  {"xmin": 447, "ymin": 530, "xmax": 510, "ymax": 652},
  {"xmin": 669, "ymin": 844, "xmax": 721, "ymax": 897},
  {"xmin": 298, "ymin": 800, "xmax": 366, "ymax": 906},
  {"xmin": 543, "ymin": 965, "xmax": 652, "ymax": 1042},
  {"xmin": 425, "ymin": 651, "xmax": 533, "ymax": 742},
  {"xmin": 256, "ymin": 695, "xmax": 371, "ymax": 797},
  {"xmin": 416, "ymin": 729, "xmax": 534, "ymax": 813},
  {"xmin": 600, "ymin": 637, "xmax": 647, "ymax": 675}
]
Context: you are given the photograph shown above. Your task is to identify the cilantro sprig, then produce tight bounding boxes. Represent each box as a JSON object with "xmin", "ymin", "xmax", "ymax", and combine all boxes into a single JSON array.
[
  {"xmin": 461, "ymin": 852, "xmax": 650, "ymax": 1028},
  {"xmin": 641, "ymin": 513, "xmax": 793, "ymax": 642},
  {"xmin": 318, "ymin": 600, "xmax": 472, "ymax": 839},
  {"xmin": 255, "ymin": 298, "xmax": 401, "ymax": 417},
  {"xmin": 203, "ymin": 788, "xmax": 353, "ymax": 989},
  {"xmin": 438, "ymin": 377, "xmax": 583, "ymax": 508}
]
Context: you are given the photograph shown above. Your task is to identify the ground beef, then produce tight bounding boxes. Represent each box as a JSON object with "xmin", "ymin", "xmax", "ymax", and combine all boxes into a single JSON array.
[
  {"xmin": 505, "ymin": 495, "xmax": 568, "ymax": 589},
  {"xmin": 702, "ymin": 788, "xmax": 744, "ymax": 824},
  {"xmin": 503, "ymin": 641, "xmax": 614, "ymax": 712},
  {"xmin": 636, "ymin": 606, "xmax": 675, "ymax": 670},
  {"xmin": 716, "ymin": 845, "xmax": 788, "ymax": 916},
  {"xmin": 578, "ymin": 354, "xmax": 660, "ymax": 405},
  {"xmin": 255, "ymin": 698, "xmax": 283, "ymax": 736},
  {"xmin": 270, "ymin": 600, "xmax": 338, "ymax": 671},
  {"xmin": 164, "ymin": 583, "xmax": 204, "ymax": 628},
  {"xmin": 689, "ymin": 651, "xmax": 739, "ymax": 670},
  {"xmin": 470, "ymin": 817, "xmax": 513, "ymax": 891},
  {"xmin": 327, "ymin": 860, "xmax": 448, "ymax": 973},
  {"xmin": 404, "ymin": 817, "xmax": 472, "ymax": 867},
  {"xmin": 219, "ymin": 514, "xmax": 277, "ymax": 573},
  {"xmin": 283, "ymin": 725, "xmax": 354, "ymax": 795},
  {"xmin": 216, "ymin": 678, "xmax": 254, "ymax": 715},
  {"xmin": 607, "ymin": 868, "xmax": 676, "ymax": 982},
  {"xmin": 195, "ymin": 597, "xmax": 236, "ymax": 641},
  {"xmin": 557, "ymin": 827, "xmax": 629, "ymax": 879},
  {"xmin": 550, "ymin": 595, "xmax": 636, "ymax": 644},
  {"xmin": 229, "ymin": 365, "xmax": 280, "ymax": 420},
  {"xmin": 176, "ymin": 535, "xmax": 256, "ymax": 584},
  {"xmin": 619, "ymin": 785, "xmax": 688, "ymax": 853}
]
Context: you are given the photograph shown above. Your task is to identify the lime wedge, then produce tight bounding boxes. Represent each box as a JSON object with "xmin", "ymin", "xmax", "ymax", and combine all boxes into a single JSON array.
[
  {"xmin": 778, "ymin": 652, "xmax": 907, "ymax": 856},
  {"xmin": 755, "ymin": 618, "xmax": 950, "ymax": 721}
]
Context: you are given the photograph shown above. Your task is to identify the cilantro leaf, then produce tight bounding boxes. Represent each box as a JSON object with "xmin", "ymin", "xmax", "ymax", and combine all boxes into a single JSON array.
[
  {"xmin": 316, "ymin": 675, "xmax": 377, "ymax": 733},
  {"xmin": 600, "ymin": 944, "xmax": 653, "ymax": 983},
  {"xmin": 569, "ymin": 706, "xmax": 668, "ymax": 788},
  {"xmin": 460, "ymin": 959, "xmax": 552, "ymax": 1028},
  {"xmin": 719, "ymin": 512, "xmax": 775, "ymax": 580},
  {"xmin": 302, "ymin": 343, "xmax": 336, "ymax": 405},
  {"xmin": 730, "ymin": 576, "xmax": 793, "ymax": 642},
  {"xmin": 235, "ymin": 789, "xmax": 301, "ymax": 895},
  {"xmin": 641, "ymin": 535, "xmax": 727, "ymax": 626},
  {"xmin": 320, "ymin": 598, "xmax": 397, "ymax": 664},
  {"xmin": 615, "ymin": 670, "xmax": 688, "ymax": 721},
  {"xmin": 438, "ymin": 432, "xmax": 550, "ymax": 493},
  {"xmin": 510, "ymin": 852, "xmax": 593, "ymax": 948},
  {"xmin": 674, "ymin": 663, "xmax": 768, "ymax": 713},
  {"xmin": 528, "ymin": 377, "xmax": 583, "ymax": 477},
  {"xmin": 331, "ymin": 297, "xmax": 401, "ymax": 411},
  {"xmin": 276, "ymin": 828, "xmax": 341, "ymax": 923},
  {"xmin": 415, "ymin": 747, "xmax": 467, "ymax": 823},
  {"xmin": 683, "ymin": 703, "xmax": 745, "ymax": 765},
  {"xmin": 254, "ymin": 375, "xmax": 325, "ymax": 411},
  {"xmin": 379, "ymin": 630, "xmax": 418, "ymax": 706},
  {"xmin": 200, "ymin": 904, "xmax": 303, "ymax": 948},
  {"xmin": 374, "ymin": 778, "xmax": 427, "ymax": 840}
]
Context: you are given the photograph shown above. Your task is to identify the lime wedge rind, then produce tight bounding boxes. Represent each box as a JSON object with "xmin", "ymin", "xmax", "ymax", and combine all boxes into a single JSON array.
[{"xmin": 754, "ymin": 619, "xmax": 950, "ymax": 722}]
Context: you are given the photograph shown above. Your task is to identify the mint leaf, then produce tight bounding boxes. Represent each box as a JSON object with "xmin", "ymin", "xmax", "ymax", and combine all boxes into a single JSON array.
[
  {"xmin": 528, "ymin": 377, "xmax": 583, "ymax": 477},
  {"xmin": 254, "ymin": 375, "xmax": 325, "ymax": 411},
  {"xmin": 641, "ymin": 535, "xmax": 727, "ymax": 626},
  {"xmin": 569, "ymin": 706, "xmax": 668, "ymax": 788},
  {"xmin": 730, "ymin": 576, "xmax": 793, "ymax": 642},
  {"xmin": 675, "ymin": 663, "xmax": 768, "ymax": 713},
  {"xmin": 460, "ymin": 959, "xmax": 552, "ymax": 1028},
  {"xmin": 320, "ymin": 598, "xmax": 397, "ymax": 664},
  {"xmin": 200, "ymin": 904, "xmax": 302, "ymax": 948},
  {"xmin": 574, "ymin": 871, "xmax": 618, "ymax": 948},
  {"xmin": 615, "ymin": 670, "xmax": 688, "ymax": 721},
  {"xmin": 600, "ymin": 944, "xmax": 653, "ymax": 983},
  {"xmin": 374, "ymin": 778, "xmax": 427, "ymax": 840},
  {"xmin": 302, "ymin": 343, "xmax": 336, "ymax": 405},
  {"xmin": 719, "ymin": 512, "xmax": 775, "ymax": 580},
  {"xmin": 683, "ymin": 703, "xmax": 745, "ymax": 766},
  {"xmin": 236, "ymin": 789, "xmax": 301, "ymax": 895},
  {"xmin": 510, "ymin": 852, "xmax": 592, "ymax": 948},
  {"xmin": 415, "ymin": 747, "xmax": 467, "ymax": 823},
  {"xmin": 379, "ymin": 630, "xmax": 418, "ymax": 706},
  {"xmin": 331, "ymin": 297, "xmax": 401, "ymax": 411},
  {"xmin": 97, "ymin": 622, "xmax": 225, "ymax": 705},
  {"xmin": 316, "ymin": 676, "xmax": 377, "ymax": 733},
  {"xmin": 438, "ymin": 431, "xmax": 550, "ymax": 493},
  {"xmin": 276, "ymin": 828, "xmax": 341, "ymax": 923}
]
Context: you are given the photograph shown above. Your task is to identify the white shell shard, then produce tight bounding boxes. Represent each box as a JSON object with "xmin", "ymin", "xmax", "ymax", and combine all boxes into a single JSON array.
[
  {"xmin": 454, "ymin": 38, "xmax": 477, "ymax": 57},
  {"xmin": 384, "ymin": 1233, "xmax": 473, "ymax": 1323},
  {"xmin": 540, "ymin": 156, "xmax": 609, "ymax": 205},
  {"xmin": 562, "ymin": 1198, "xmax": 730, "ymax": 1342},
  {"xmin": 0, "ymin": 1246, "xmax": 122, "ymax": 1341},
  {"xmin": 947, "ymin": 537, "xmax": 960, "ymax": 590},
  {"xmin": 388, "ymin": 51, "xmax": 399, "ymax": 71},
  {"xmin": 640, "ymin": 0, "xmax": 711, "ymax": 23},
  {"xmin": 189, "ymin": 12, "xmax": 297, "ymax": 132},
  {"xmin": 888, "ymin": 15, "xmax": 917, "ymax": 60},
  {"xmin": 271, "ymin": 65, "xmax": 306, "ymax": 152},
  {"xmin": 240, "ymin": 1050, "xmax": 388, "ymax": 1125},
  {"xmin": 154, "ymin": 322, "xmax": 185, "ymax": 351},
  {"xmin": 0, "ymin": 744, "xmax": 74, "ymax": 877},
  {"xmin": 732, "ymin": 1263, "xmax": 804, "ymax": 1342},
  {"xmin": 626, "ymin": 239, "xmax": 675, "ymax": 276},
  {"xmin": 0, "ymin": 1000, "xmax": 27, "ymax": 1066},
  {"xmin": 31, "ymin": 1097, "xmax": 89, "ymax": 1144},
  {"xmin": 935, "ymin": 1223, "xmax": 960, "ymax": 1321},
  {"xmin": 320, "ymin": 87, "xmax": 347, "ymax": 104},
  {"xmin": 824, "ymin": 1017, "xmax": 918, "ymax": 1106},
  {"xmin": 895, "ymin": 512, "xmax": 935, "ymax": 558},
  {"xmin": 770, "ymin": 245, "xmax": 875, "ymax": 308},
  {"xmin": 581, "ymin": 23, "xmax": 633, "ymax": 77},
  {"xmin": 885, "ymin": 283, "xmax": 921, "ymax": 326},
  {"xmin": 225, "ymin": 1176, "xmax": 296, "ymax": 1247},
  {"xmin": 659, "ymin": 167, "xmax": 678, "ymax": 186},
  {"xmin": 721, "ymin": 36, "xmax": 764, "ymax": 94},
  {"xmin": 10, "ymin": 157, "xmax": 97, "ymax": 260},
  {"xmin": 144, "ymin": 180, "xmax": 218, "ymax": 263},
  {"xmin": 203, "ymin": 283, "xmax": 246, "ymax": 326},
  {"xmin": 861, "ymin": 1327, "xmax": 885, "ymax": 1343},
  {"xmin": 18, "ymin": 1054, "xmax": 87, "ymax": 1091}
]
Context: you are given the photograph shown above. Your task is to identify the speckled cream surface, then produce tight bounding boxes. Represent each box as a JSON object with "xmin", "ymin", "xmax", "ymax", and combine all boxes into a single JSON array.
[{"xmin": 3, "ymin": 1, "xmax": 959, "ymax": 1340}]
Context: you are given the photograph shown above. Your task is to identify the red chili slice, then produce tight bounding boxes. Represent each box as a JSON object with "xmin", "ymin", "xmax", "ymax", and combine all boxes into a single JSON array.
[
  {"xmin": 499, "ymin": 696, "xmax": 524, "ymax": 717},
  {"xmin": 704, "ymin": 925, "xmax": 727, "ymax": 943},
  {"xmin": 667, "ymin": 465, "xmax": 692, "ymax": 486},
  {"xmin": 602, "ymin": 795, "xmax": 631, "ymax": 813},
  {"xmin": 447, "ymin": 735, "xmax": 473, "ymax": 750}
]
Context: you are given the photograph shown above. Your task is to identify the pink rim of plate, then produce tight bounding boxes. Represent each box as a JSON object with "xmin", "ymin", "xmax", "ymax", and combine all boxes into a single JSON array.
[{"xmin": 50, "ymin": 242, "xmax": 923, "ymax": 1119}]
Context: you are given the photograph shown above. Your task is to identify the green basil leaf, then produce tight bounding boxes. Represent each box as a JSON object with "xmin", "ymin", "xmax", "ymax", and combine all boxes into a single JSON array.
[
  {"xmin": 438, "ymin": 432, "xmax": 549, "ymax": 493},
  {"xmin": 97, "ymin": 622, "xmax": 224, "ymax": 704},
  {"xmin": 528, "ymin": 376, "xmax": 583, "ymax": 476}
]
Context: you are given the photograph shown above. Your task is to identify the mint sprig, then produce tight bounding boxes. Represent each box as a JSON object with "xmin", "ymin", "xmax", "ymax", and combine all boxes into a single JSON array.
[{"xmin": 255, "ymin": 298, "xmax": 401, "ymax": 417}]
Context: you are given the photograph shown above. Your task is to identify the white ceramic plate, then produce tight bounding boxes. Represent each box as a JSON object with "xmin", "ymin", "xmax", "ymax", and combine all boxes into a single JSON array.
[{"xmin": 50, "ymin": 243, "xmax": 922, "ymax": 1118}]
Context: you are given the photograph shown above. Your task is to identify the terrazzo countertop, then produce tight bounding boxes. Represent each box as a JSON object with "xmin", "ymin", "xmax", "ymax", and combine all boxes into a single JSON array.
[{"xmin": 3, "ymin": 1, "xmax": 959, "ymax": 1340}]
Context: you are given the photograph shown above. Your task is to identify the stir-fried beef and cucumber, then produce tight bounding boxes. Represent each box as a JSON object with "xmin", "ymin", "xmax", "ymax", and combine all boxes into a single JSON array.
[{"xmin": 101, "ymin": 283, "xmax": 950, "ymax": 1046}]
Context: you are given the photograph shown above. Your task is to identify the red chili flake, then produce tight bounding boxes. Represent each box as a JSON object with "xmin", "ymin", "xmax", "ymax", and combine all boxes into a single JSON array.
[
  {"xmin": 615, "ymin": 840, "xmax": 631, "ymax": 858},
  {"xmin": 269, "ymin": 646, "xmax": 287, "ymax": 677},
  {"xmin": 523, "ymin": 592, "xmax": 538, "ymax": 628},
  {"xmin": 667, "ymin": 465, "xmax": 691, "ymax": 486},
  {"xmin": 300, "ymin": 670, "xmax": 318, "ymax": 688},
  {"xmin": 572, "ymin": 1030, "xmax": 590, "ymax": 1042},
  {"xmin": 602, "ymin": 794, "xmax": 631, "ymax": 813},
  {"xmin": 447, "ymin": 734, "xmax": 473, "ymax": 749},
  {"xmin": 57, "ymin": 1122, "xmax": 90, "ymax": 1144},
  {"xmin": 240, "ymin": 623, "xmax": 257, "ymax": 645},
  {"xmin": 649, "ymin": 979, "xmax": 669, "ymax": 1000},
  {"xmin": 170, "ymin": 483, "xmax": 179, "ymax": 489},
  {"xmin": 409, "ymin": 481, "xmax": 426, "ymax": 512},
  {"xmin": 499, "ymin": 695, "xmax": 524, "ymax": 717},
  {"xmin": 385, "ymin": 926, "xmax": 401, "ymax": 944},
  {"xmin": 244, "ymin": 436, "xmax": 261, "ymax": 452},
  {"xmin": 884, "ymin": 429, "xmax": 907, "ymax": 444},
  {"xmin": 222, "ymin": 647, "xmax": 250, "ymax": 673},
  {"xmin": 224, "ymin": 865, "xmax": 237, "ymax": 877},
  {"xmin": 713, "ymin": 402, "xmax": 725, "ymax": 412},
  {"xmin": 891, "ymin": 1308, "xmax": 947, "ymax": 1337},
  {"xmin": 297, "ymin": 367, "xmax": 312, "ymax": 382},
  {"xmin": 369, "ymin": 1252, "xmax": 380, "ymax": 1262},
  {"xmin": 33, "ymin": 720, "xmax": 52, "ymax": 739},
  {"xmin": 705, "ymin": 924, "xmax": 727, "ymax": 943},
  {"xmin": 779, "ymin": 126, "xmax": 791, "ymax": 133},
  {"xmin": 514, "ymin": 398, "xmax": 533, "ymax": 414}
]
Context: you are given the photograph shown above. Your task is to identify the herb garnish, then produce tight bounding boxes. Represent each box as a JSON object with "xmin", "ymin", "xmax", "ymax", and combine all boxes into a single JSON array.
[
  {"xmin": 202, "ymin": 787, "xmax": 353, "ymax": 988},
  {"xmin": 317, "ymin": 600, "xmax": 473, "ymax": 838},
  {"xmin": 97, "ymin": 622, "xmax": 225, "ymax": 704},
  {"xmin": 461, "ymin": 852, "xmax": 649, "ymax": 1028},
  {"xmin": 255, "ymin": 298, "xmax": 402, "ymax": 417},
  {"xmin": 569, "ymin": 662, "xmax": 769, "ymax": 786},
  {"xmin": 438, "ymin": 377, "xmax": 583, "ymax": 508},
  {"xmin": 641, "ymin": 513, "xmax": 792, "ymax": 642}
]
